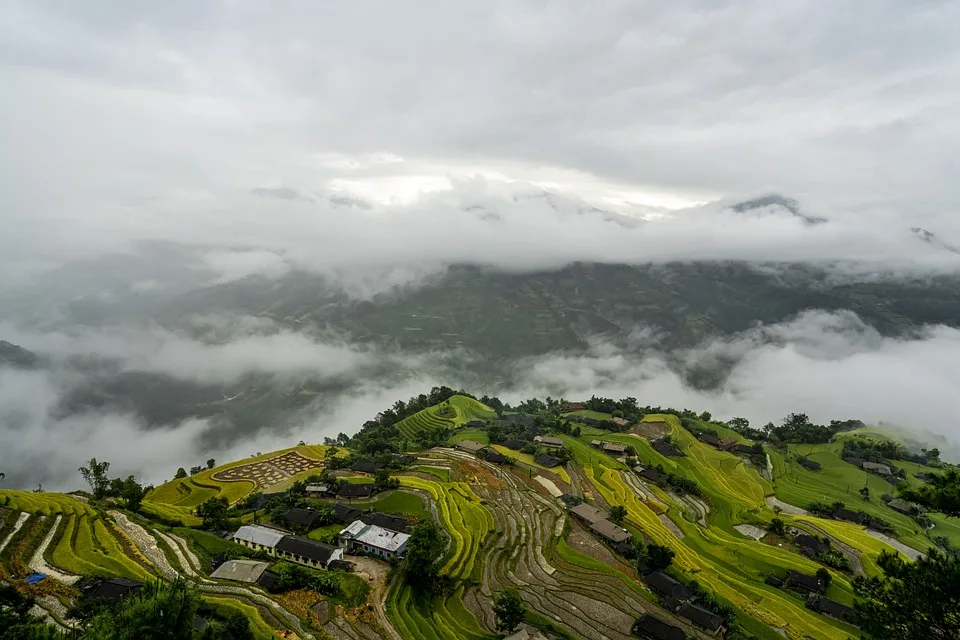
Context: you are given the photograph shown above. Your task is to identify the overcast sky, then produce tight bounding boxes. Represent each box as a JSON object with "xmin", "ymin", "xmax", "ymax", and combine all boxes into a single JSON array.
[{"xmin": 2, "ymin": 1, "xmax": 960, "ymax": 279}]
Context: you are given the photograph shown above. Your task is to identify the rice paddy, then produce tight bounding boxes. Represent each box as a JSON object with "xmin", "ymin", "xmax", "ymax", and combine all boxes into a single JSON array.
[{"xmin": 396, "ymin": 395, "xmax": 496, "ymax": 439}]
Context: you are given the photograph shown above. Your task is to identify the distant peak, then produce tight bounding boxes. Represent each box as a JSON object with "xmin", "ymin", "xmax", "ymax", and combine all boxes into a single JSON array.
[
  {"xmin": 911, "ymin": 227, "xmax": 960, "ymax": 254},
  {"xmin": 730, "ymin": 194, "xmax": 826, "ymax": 225},
  {"xmin": 0, "ymin": 340, "xmax": 39, "ymax": 368}
]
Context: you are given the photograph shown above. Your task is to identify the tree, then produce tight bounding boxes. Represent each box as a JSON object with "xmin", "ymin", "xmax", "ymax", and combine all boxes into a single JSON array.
[
  {"xmin": 816, "ymin": 567, "xmax": 832, "ymax": 588},
  {"xmin": 860, "ymin": 486, "xmax": 871, "ymax": 501},
  {"xmin": 492, "ymin": 590, "xmax": 525, "ymax": 633},
  {"xmin": 901, "ymin": 469, "xmax": 960, "ymax": 517},
  {"xmin": 196, "ymin": 497, "xmax": 229, "ymax": 530},
  {"xmin": 174, "ymin": 468, "xmax": 187, "ymax": 480},
  {"xmin": 728, "ymin": 417, "xmax": 749, "ymax": 431},
  {"xmin": 767, "ymin": 517, "xmax": 787, "ymax": 537},
  {"xmin": 78, "ymin": 458, "xmax": 111, "ymax": 499},
  {"xmin": 120, "ymin": 476, "xmax": 148, "ymax": 512},
  {"xmin": 83, "ymin": 579, "xmax": 198, "ymax": 639},
  {"xmin": 190, "ymin": 466, "xmax": 203, "ymax": 476},
  {"xmin": 404, "ymin": 519, "xmax": 444, "ymax": 588},
  {"xmin": 855, "ymin": 549, "xmax": 959, "ymax": 639},
  {"xmin": 205, "ymin": 459, "xmax": 216, "ymax": 470},
  {"xmin": 609, "ymin": 505, "xmax": 628, "ymax": 523},
  {"xmin": 699, "ymin": 411, "xmax": 712, "ymax": 421},
  {"xmin": 645, "ymin": 544, "xmax": 675, "ymax": 572}
]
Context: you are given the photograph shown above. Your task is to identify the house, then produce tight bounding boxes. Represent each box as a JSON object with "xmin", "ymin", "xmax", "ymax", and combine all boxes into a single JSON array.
[
  {"xmin": 733, "ymin": 443, "xmax": 761, "ymax": 455},
  {"xmin": 332, "ymin": 503, "xmax": 362, "ymax": 524},
  {"xmin": 843, "ymin": 456, "xmax": 866, "ymax": 468},
  {"xmin": 717, "ymin": 437, "xmax": 738, "ymax": 450},
  {"xmin": 698, "ymin": 433, "xmax": 720, "ymax": 447},
  {"xmin": 351, "ymin": 460, "xmax": 384, "ymax": 474},
  {"xmin": 534, "ymin": 436, "xmax": 564, "ymax": 449},
  {"xmin": 798, "ymin": 458, "xmax": 821, "ymax": 471},
  {"xmin": 677, "ymin": 603, "xmax": 726, "ymax": 636},
  {"xmin": 794, "ymin": 534, "xmax": 829, "ymax": 557},
  {"xmin": 645, "ymin": 571, "xmax": 693, "ymax": 601},
  {"xmin": 503, "ymin": 439, "xmax": 526, "ymax": 451},
  {"xmin": 887, "ymin": 499, "xmax": 921, "ymax": 515},
  {"xmin": 632, "ymin": 614, "xmax": 688, "ymax": 640},
  {"xmin": 275, "ymin": 536, "xmax": 343, "ymax": 570},
  {"xmin": 560, "ymin": 493, "xmax": 580, "ymax": 507},
  {"xmin": 589, "ymin": 519, "xmax": 631, "ymax": 544},
  {"xmin": 806, "ymin": 594, "xmax": 857, "ymax": 624},
  {"xmin": 77, "ymin": 577, "xmax": 143, "ymax": 605},
  {"xmin": 503, "ymin": 628, "xmax": 549, "ymax": 640},
  {"xmin": 601, "ymin": 442, "xmax": 628, "ymax": 455},
  {"xmin": 464, "ymin": 419, "xmax": 486, "ymax": 428},
  {"xmin": 454, "ymin": 440, "xmax": 487, "ymax": 454},
  {"xmin": 561, "ymin": 402, "xmax": 585, "ymax": 412},
  {"xmin": 863, "ymin": 461, "xmax": 893, "ymax": 476},
  {"xmin": 534, "ymin": 453, "xmax": 561, "ymax": 468},
  {"xmin": 786, "ymin": 570, "xmax": 825, "ymax": 594},
  {"xmin": 339, "ymin": 520, "xmax": 411, "ymax": 559},
  {"xmin": 283, "ymin": 506, "xmax": 322, "ymax": 530},
  {"xmin": 361, "ymin": 512, "xmax": 409, "ymax": 533},
  {"xmin": 570, "ymin": 503, "xmax": 606, "ymax": 524},
  {"xmin": 833, "ymin": 509, "xmax": 866, "ymax": 525},
  {"xmin": 305, "ymin": 484, "xmax": 331, "ymax": 498},
  {"xmin": 484, "ymin": 452, "xmax": 510, "ymax": 465},
  {"xmin": 233, "ymin": 524, "xmax": 286, "ymax": 555},
  {"xmin": 337, "ymin": 483, "xmax": 375, "ymax": 499},
  {"xmin": 210, "ymin": 560, "xmax": 271, "ymax": 584},
  {"xmin": 256, "ymin": 570, "xmax": 280, "ymax": 593},
  {"xmin": 764, "ymin": 575, "xmax": 783, "ymax": 588},
  {"xmin": 881, "ymin": 493, "xmax": 894, "ymax": 503},
  {"xmin": 652, "ymin": 440, "xmax": 682, "ymax": 457},
  {"xmin": 640, "ymin": 468, "xmax": 668, "ymax": 484},
  {"xmin": 590, "ymin": 439, "xmax": 603, "ymax": 448}
]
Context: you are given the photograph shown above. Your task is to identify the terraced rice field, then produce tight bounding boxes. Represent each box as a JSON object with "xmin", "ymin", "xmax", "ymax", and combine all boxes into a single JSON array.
[
  {"xmin": 396, "ymin": 396, "xmax": 496, "ymax": 439},
  {"xmin": 489, "ymin": 445, "xmax": 572, "ymax": 484},
  {"xmin": 50, "ymin": 513, "xmax": 154, "ymax": 581}
]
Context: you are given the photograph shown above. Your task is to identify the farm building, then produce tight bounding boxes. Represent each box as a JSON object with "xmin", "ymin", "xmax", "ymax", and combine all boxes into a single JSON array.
[
  {"xmin": 233, "ymin": 524, "xmax": 286, "ymax": 554},
  {"xmin": 534, "ymin": 453, "xmax": 561, "ymax": 468},
  {"xmin": 843, "ymin": 456, "xmax": 866, "ymax": 468},
  {"xmin": 350, "ymin": 460, "xmax": 384, "ymax": 474},
  {"xmin": 77, "ymin": 577, "xmax": 143, "ymax": 605},
  {"xmin": 503, "ymin": 439, "xmax": 526, "ymax": 451},
  {"xmin": 794, "ymin": 534, "xmax": 829, "ymax": 557},
  {"xmin": 833, "ymin": 508, "xmax": 866, "ymax": 525},
  {"xmin": 806, "ymin": 594, "xmax": 857, "ymax": 624},
  {"xmin": 640, "ymin": 468, "xmax": 668, "ymax": 484},
  {"xmin": 282, "ymin": 506, "xmax": 322, "ymax": 530},
  {"xmin": 484, "ymin": 452, "xmax": 510, "ymax": 464},
  {"xmin": 733, "ymin": 443, "xmax": 761, "ymax": 455},
  {"xmin": 503, "ymin": 629, "xmax": 549, "ymax": 640},
  {"xmin": 589, "ymin": 519, "xmax": 631, "ymax": 544},
  {"xmin": 361, "ymin": 512, "xmax": 409, "ymax": 533},
  {"xmin": 256, "ymin": 570, "xmax": 280, "ymax": 593},
  {"xmin": 601, "ymin": 442, "xmax": 627, "ymax": 455},
  {"xmin": 305, "ymin": 484, "xmax": 331, "ymax": 498},
  {"xmin": 337, "ymin": 483, "xmax": 375, "ymax": 499},
  {"xmin": 677, "ymin": 603, "xmax": 726, "ymax": 636},
  {"xmin": 339, "ymin": 520, "xmax": 410, "ymax": 559},
  {"xmin": 534, "ymin": 435, "xmax": 564, "ymax": 449},
  {"xmin": 590, "ymin": 440, "xmax": 603, "ymax": 447},
  {"xmin": 464, "ymin": 419, "xmax": 486, "ymax": 428},
  {"xmin": 644, "ymin": 571, "xmax": 693, "ymax": 601},
  {"xmin": 454, "ymin": 440, "xmax": 487, "ymax": 454},
  {"xmin": 275, "ymin": 536, "xmax": 343, "ymax": 570},
  {"xmin": 570, "ymin": 502, "xmax": 606, "ymax": 525},
  {"xmin": 333, "ymin": 503, "xmax": 363, "ymax": 524},
  {"xmin": 887, "ymin": 499, "xmax": 922, "ymax": 515},
  {"xmin": 632, "ymin": 614, "xmax": 687, "ymax": 640},
  {"xmin": 862, "ymin": 461, "xmax": 893, "ymax": 476},
  {"xmin": 210, "ymin": 559, "xmax": 270, "ymax": 583},
  {"xmin": 786, "ymin": 570, "xmax": 826, "ymax": 594},
  {"xmin": 798, "ymin": 458, "xmax": 821, "ymax": 471},
  {"xmin": 717, "ymin": 437, "xmax": 738, "ymax": 450},
  {"xmin": 652, "ymin": 439, "xmax": 682, "ymax": 457},
  {"xmin": 697, "ymin": 433, "xmax": 720, "ymax": 447}
]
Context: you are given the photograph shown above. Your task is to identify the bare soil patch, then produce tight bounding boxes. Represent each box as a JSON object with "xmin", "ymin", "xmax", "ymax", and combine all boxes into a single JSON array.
[
  {"xmin": 212, "ymin": 451, "xmax": 323, "ymax": 490},
  {"xmin": 632, "ymin": 421, "xmax": 671, "ymax": 440},
  {"xmin": 567, "ymin": 524, "xmax": 636, "ymax": 576}
]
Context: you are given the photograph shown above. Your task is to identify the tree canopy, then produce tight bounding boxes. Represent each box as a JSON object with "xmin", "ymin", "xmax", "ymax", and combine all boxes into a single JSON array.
[
  {"xmin": 492, "ymin": 590, "xmax": 525, "ymax": 633},
  {"xmin": 901, "ymin": 469, "xmax": 960, "ymax": 518}
]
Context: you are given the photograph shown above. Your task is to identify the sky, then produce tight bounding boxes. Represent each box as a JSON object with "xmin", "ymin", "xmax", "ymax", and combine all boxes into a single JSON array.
[{"xmin": 3, "ymin": 2, "xmax": 960, "ymax": 488}]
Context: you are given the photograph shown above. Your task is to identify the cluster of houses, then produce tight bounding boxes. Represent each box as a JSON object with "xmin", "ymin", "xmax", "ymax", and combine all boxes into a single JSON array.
[
  {"xmin": 454, "ymin": 436, "xmax": 565, "ymax": 469},
  {"xmin": 225, "ymin": 503, "xmax": 412, "ymax": 591},
  {"xmin": 634, "ymin": 571, "xmax": 727, "ymax": 638},
  {"xmin": 843, "ymin": 456, "xmax": 897, "ymax": 479},
  {"xmin": 698, "ymin": 433, "xmax": 762, "ymax": 456},
  {"xmin": 764, "ymin": 571, "xmax": 857, "ymax": 625},
  {"xmin": 590, "ymin": 439, "xmax": 628, "ymax": 457},
  {"xmin": 881, "ymin": 494, "xmax": 924, "ymax": 516},
  {"xmin": 568, "ymin": 502, "xmax": 632, "ymax": 550}
]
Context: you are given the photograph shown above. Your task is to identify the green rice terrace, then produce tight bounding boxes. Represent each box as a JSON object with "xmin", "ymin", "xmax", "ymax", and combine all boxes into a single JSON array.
[{"xmin": 1, "ymin": 392, "xmax": 957, "ymax": 640}]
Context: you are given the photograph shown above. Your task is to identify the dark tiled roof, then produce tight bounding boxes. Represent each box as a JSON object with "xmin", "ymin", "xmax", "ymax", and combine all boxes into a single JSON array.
[
  {"xmin": 362, "ymin": 512, "xmax": 408, "ymax": 533},
  {"xmin": 733, "ymin": 443, "xmax": 761, "ymax": 454},
  {"xmin": 485, "ymin": 452, "xmax": 510, "ymax": 464},
  {"xmin": 632, "ymin": 614, "xmax": 688, "ymax": 640},
  {"xmin": 799, "ymin": 458, "xmax": 822, "ymax": 471},
  {"xmin": 698, "ymin": 433, "xmax": 720, "ymax": 446},
  {"xmin": 276, "ymin": 536, "xmax": 339, "ymax": 564},
  {"xmin": 337, "ymin": 483, "xmax": 374, "ymax": 498},
  {"xmin": 350, "ymin": 460, "xmax": 384, "ymax": 474},
  {"xmin": 640, "ymin": 469, "xmax": 667, "ymax": 484},
  {"xmin": 645, "ymin": 571, "xmax": 692, "ymax": 601},
  {"xmin": 503, "ymin": 439, "xmax": 526, "ymax": 451},
  {"xmin": 328, "ymin": 559, "xmax": 354, "ymax": 572},
  {"xmin": 787, "ymin": 570, "xmax": 825, "ymax": 593},
  {"xmin": 256, "ymin": 570, "xmax": 280, "ymax": 592},
  {"xmin": 794, "ymin": 534, "xmax": 829, "ymax": 555},
  {"xmin": 464, "ymin": 420, "xmax": 486, "ymax": 428},
  {"xmin": 677, "ymin": 603, "xmax": 725, "ymax": 632},
  {"xmin": 809, "ymin": 595, "xmax": 857, "ymax": 623},
  {"xmin": 534, "ymin": 454, "xmax": 561, "ymax": 468},
  {"xmin": 833, "ymin": 509, "xmax": 865, "ymax": 524},
  {"xmin": 333, "ymin": 503, "xmax": 362, "ymax": 523},
  {"xmin": 284, "ymin": 507, "xmax": 321, "ymax": 528},
  {"xmin": 589, "ymin": 519, "xmax": 631, "ymax": 543},
  {"xmin": 84, "ymin": 578, "xmax": 143, "ymax": 604},
  {"xmin": 652, "ymin": 441, "xmax": 682, "ymax": 457}
]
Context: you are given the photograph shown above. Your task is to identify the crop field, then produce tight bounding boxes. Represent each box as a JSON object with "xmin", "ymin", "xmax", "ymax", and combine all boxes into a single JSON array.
[
  {"xmin": 566, "ymin": 410, "xmax": 614, "ymax": 421},
  {"xmin": 448, "ymin": 429, "xmax": 489, "ymax": 445},
  {"xmin": 51, "ymin": 514, "xmax": 154, "ymax": 581},
  {"xmin": 202, "ymin": 597, "xmax": 277, "ymax": 640},
  {"xmin": 0, "ymin": 490, "xmax": 95, "ymax": 517},
  {"xmin": 355, "ymin": 490, "xmax": 427, "ymax": 519},
  {"xmin": 396, "ymin": 396, "xmax": 495, "ymax": 439},
  {"xmin": 388, "ymin": 582, "xmax": 494, "ymax": 640}
]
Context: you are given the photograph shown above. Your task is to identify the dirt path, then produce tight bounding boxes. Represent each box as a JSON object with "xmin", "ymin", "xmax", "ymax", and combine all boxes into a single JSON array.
[
  {"xmin": 348, "ymin": 555, "xmax": 401, "ymax": 640},
  {"xmin": 864, "ymin": 529, "xmax": 926, "ymax": 561},
  {"xmin": 110, "ymin": 511, "xmax": 180, "ymax": 579},
  {"xmin": 794, "ymin": 522, "xmax": 865, "ymax": 577},
  {"xmin": 534, "ymin": 476, "xmax": 563, "ymax": 498},
  {"xmin": 765, "ymin": 496, "xmax": 809, "ymax": 516},
  {"xmin": 0, "ymin": 512, "xmax": 29, "ymax": 554},
  {"xmin": 29, "ymin": 515, "xmax": 80, "ymax": 584},
  {"xmin": 734, "ymin": 524, "xmax": 767, "ymax": 541}
]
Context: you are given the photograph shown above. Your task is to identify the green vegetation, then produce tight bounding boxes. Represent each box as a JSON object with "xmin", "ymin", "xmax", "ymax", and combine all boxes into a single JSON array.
[
  {"xmin": 354, "ymin": 490, "xmax": 427, "ymax": 519},
  {"xmin": 448, "ymin": 429, "xmax": 489, "ymax": 445},
  {"xmin": 51, "ymin": 514, "xmax": 154, "ymax": 581},
  {"xmin": 396, "ymin": 395, "xmax": 496, "ymax": 440}
]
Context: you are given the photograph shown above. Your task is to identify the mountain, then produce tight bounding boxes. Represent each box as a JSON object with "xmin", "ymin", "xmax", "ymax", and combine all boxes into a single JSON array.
[
  {"xmin": 731, "ymin": 193, "xmax": 828, "ymax": 224},
  {"xmin": 0, "ymin": 340, "xmax": 38, "ymax": 368}
]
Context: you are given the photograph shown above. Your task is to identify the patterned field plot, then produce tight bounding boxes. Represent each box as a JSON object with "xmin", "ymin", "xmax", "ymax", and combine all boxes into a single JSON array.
[{"xmin": 211, "ymin": 451, "xmax": 324, "ymax": 489}]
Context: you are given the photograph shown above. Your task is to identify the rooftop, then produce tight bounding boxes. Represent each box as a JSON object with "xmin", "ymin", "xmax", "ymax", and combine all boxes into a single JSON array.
[
  {"xmin": 333, "ymin": 503, "xmax": 363, "ymax": 523},
  {"xmin": 632, "ymin": 614, "xmax": 687, "ymax": 640},
  {"xmin": 645, "ymin": 571, "xmax": 692, "ymax": 601},
  {"xmin": 534, "ymin": 453, "xmax": 561, "ymax": 468},
  {"xmin": 284, "ymin": 506, "xmax": 321, "ymax": 527},
  {"xmin": 569, "ymin": 502, "xmax": 606, "ymax": 524},
  {"xmin": 535, "ymin": 436, "xmax": 564, "ymax": 447},
  {"xmin": 276, "ymin": 536, "xmax": 340, "ymax": 564},
  {"xmin": 233, "ymin": 524, "xmax": 286, "ymax": 548},
  {"xmin": 348, "ymin": 520, "xmax": 411, "ymax": 552},
  {"xmin": 337, "ymin": 483, "xmax": 374, "ymax": 498},
  {"xmin": 210, "ymin": 560, "xmax": 270, "ymax": 583},
  {"xmin": 677, "ymin": 603, "xmax": 724, "ymax": 632},
  {"xmin": 454, "ymin": 440, "xmax": 487, "ymax": 453},
  {"xmin": 589, "ymin": 519, "xmax": 631, "ymax": 543}
]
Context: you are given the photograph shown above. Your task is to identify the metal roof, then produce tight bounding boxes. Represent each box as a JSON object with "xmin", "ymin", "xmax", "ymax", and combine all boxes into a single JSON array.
[
  {"xmin": 353, "ymin": 523, "xmax": 410, "ymax": 552},
  {"xmin": 210, "ymin": 560, "xmax": 270, "ymax": 583},
  {"xmin": 340, "ymin": 520, "xmax": 368, "ymax": 539},
  {"xmin": 233, "ymin": 524, "xmax": 286, "ymax": 548}
]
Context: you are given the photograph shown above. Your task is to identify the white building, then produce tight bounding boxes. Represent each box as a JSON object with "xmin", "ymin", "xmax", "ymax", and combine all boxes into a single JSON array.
[
  {"xmin": 339, "ymin": 520, "xmax": 410, "ymax": 559},
  {"xmin": 232, "ymin": 524, "xmax": 286, "ymax": 556}
]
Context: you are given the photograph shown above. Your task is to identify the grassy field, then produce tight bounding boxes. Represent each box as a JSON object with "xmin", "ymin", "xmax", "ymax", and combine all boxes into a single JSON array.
[
  {"xmin": 411, "ymin": 466, "xmax": 451, "ymax": 482},
  {"xmin": 396, "ymin": 396, "xmax": 496, "ymax": 439},
  {"xmin": 448, "ymin": 429, "xmax": 489, "ymax": 445},
  {"xmin": 489, "ymin": 445, "xmax": 571, "ymax": 484},
  {"xmin": 357, "ymin": 490, "xmax": 427, "ymax": 519}
]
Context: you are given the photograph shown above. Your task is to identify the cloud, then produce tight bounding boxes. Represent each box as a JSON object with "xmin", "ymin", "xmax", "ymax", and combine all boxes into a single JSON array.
[{"xmin": 507, "ymin": 311, "xmax": 960, "ymax": 449}]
